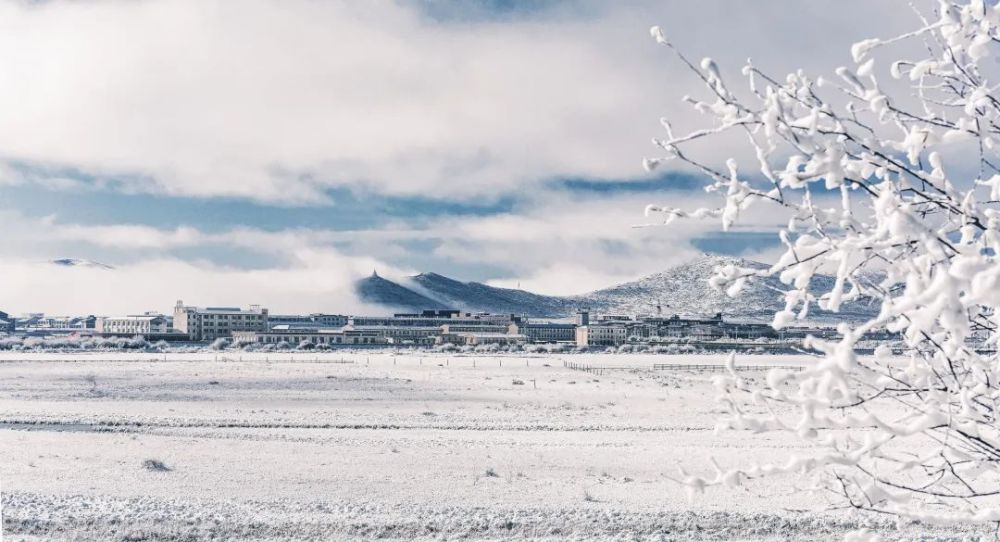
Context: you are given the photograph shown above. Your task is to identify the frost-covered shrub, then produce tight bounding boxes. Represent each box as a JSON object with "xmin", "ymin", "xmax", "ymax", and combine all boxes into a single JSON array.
[
  {"xmin": 2, "ymin": 335, "xmax": 152, "ymax": 351},
  {"xmin": 208, "ymin": 338, "xmax": 231, "ymax": 351},
  {"xmin": 142, "ymin": 459, "xmax": 172, "ymax": 472},
  {"xmin": 648, "ymin": 3, "xmax": 1000, "ymax": 525},
  {"xmin": 232, "ymin": 337, "xmax": 255, "ymax": 349}
]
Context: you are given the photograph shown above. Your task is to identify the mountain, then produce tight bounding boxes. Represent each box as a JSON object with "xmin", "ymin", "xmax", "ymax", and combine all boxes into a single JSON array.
[
  {"xmin": 572, "ymin": 255, "xmax": 773, "ymax": 318},
  {"xmin": 354, "ymin": 271, "xmax": 448, "ymax": 311},
  {"xmin": 50, "ymin": 258, "xmax": 115, "ymax": 270},
  {"xmin": 354, "ymin": 255, "xmax": 879, "ymax": 321},
  {"xmin": 573, "ymin": 255, "xmax": 875, "ymax": 321},
  {"xmin": 406, "ymin": 272, "xmax": 575, "ymax": 316}
]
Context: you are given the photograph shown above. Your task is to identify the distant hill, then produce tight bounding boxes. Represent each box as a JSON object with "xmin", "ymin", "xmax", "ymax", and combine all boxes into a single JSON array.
[
  {"xmin": 354, "ymin": 272, "xmax": 447, "ymax": 312},
  {"xmin": 571, "ymin": 255, "xmax": 876, "ymax": 321},
  {"xmin": 356, "ymin": 255, "xmax": 879, "ymax": 322},
  {"xmin": 50, "ymin": 258, "xmax": 115, "ymax": 270},
  {"xmin": 406, "ymin": 272, "xmax": 574, "ymax": 316}
]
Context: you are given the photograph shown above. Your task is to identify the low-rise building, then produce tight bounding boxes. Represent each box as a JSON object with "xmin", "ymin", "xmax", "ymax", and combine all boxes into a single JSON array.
[
  {"xmin": 437, "ymin": 332, "xmax": 526, "ymax": 346},
  {"xmin": 350, "ymin": 311, "xmax": 517, "ymax": 328},
  {"xmin": 513, "ymin": 322, "xmax": 576, "ymax": 343},
  {"xmin": 68, "ymin": 315, "xmax": 98, "ymax": 329},
  {"xmin": 575, "ymin": 324, "xmax": 628, "ymax": 347},
  {"xmin": 232, "ymin": 328, "xmax": 389, "ymax": 346},
  {"xmin": 0, "ymin": 310, "xmax": 12, "ymax": 333},
  {"xmin": 96, "ymin": 315, "xmax": 168, "ymax": 335},
  {"xmin": 345, "ymin": 325, "xmax": 442, "ymax": 345},
  {"xmin": 267, "ymin": 314, "xmax": 349, "ymax": 329},
  {"xmin": 173, "ymin": 301, "xmax": 269, "ymax": 341}
]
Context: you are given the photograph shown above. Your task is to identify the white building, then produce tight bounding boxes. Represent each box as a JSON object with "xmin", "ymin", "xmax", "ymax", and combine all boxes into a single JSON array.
[
  {"xmin": 512, "ymin": 322, "xmax": 577, "ymax": 343},
  {"xmin": 343, "ymin": 325, "xmax": 443, "ymax": 345},
  {"xmin": 437, "ymin": 332, "xmax": 526, "ymax": 346},
  {"xmin": 173, "ymin": 301, "xmax": 268, "ymax": 341},
  {"xmin": 267, "ymin": 314, "xmax": 349, "ymax": 329},
  {"xmin": 349, "ymin": 311, "xmax": 516, "ymax": 328},
  {"xmin": 575, "ymin": 324, "xmax": 627, "ymax": 347},
  {"xmin": 96, "ymin": 315, "xmax": 168, "ymax": 335},
  {"xmin": 232, "ymin": 328, "xmax": 388, "ymax": 346}
]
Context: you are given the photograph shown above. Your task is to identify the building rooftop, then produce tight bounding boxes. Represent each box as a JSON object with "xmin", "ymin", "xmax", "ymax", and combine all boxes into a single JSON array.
[
  {"xmin": 454, "ymin": 332, "xmax": 527, "ymax": 339},
  {"xmin": 346, "ymin": 325, "xmax": 443, "ymax": 331}
]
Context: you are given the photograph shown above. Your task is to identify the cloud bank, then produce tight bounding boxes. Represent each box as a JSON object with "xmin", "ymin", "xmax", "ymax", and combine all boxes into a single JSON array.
[{"xmin": 0, "ymin": 0, "xmax": 928, "ymax": 314}]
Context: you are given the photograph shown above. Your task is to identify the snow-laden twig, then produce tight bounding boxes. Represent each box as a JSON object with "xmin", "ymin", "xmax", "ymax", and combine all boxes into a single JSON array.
[{"xmin": 647, "ymin": 1, "xmax": 1000, "ymax": 529}]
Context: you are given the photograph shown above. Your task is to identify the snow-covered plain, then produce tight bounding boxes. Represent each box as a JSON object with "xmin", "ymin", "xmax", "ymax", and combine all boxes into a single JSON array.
[{"xmin": 0, "ymin": 352, "xmax": 983, "ymax": 541}]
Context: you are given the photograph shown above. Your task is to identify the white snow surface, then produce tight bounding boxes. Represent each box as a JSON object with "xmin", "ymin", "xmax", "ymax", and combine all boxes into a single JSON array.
[{"xmin": 0, "ymin": 352, "xmax": 981, "ymax": 541}]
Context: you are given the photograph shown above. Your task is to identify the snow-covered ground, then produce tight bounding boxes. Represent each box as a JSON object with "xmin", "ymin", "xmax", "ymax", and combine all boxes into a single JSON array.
[{"xmin": 0, "ymin": 352, "xmax": 983, "ymax": 541}]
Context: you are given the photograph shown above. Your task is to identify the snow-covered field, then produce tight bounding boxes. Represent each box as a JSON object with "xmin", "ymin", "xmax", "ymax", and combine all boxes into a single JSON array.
[{"xmin": 0, "ymin": 352, "xmax": 983, "ymax": 541}]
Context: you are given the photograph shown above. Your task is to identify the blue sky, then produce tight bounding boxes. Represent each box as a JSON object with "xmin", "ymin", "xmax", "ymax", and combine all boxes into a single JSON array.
[{"xmin": 0, "ymin": 0, "xmax": 922, "ymax": 314}]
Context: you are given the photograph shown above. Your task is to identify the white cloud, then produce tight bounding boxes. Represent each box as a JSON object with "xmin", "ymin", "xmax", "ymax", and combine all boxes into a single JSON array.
[
  {"xmin": 0, "ymin": 212, "xmax": 412, "ymax": 315},
  {"xmin": 0, "ymin": 0, "xmax": 932, "ymax": 311},
  {"xmin": 0, "ymin": 0, "xmax": 923, "ymax": 204},
  {"xmin": 0, "ymin": 186, "xmax": 796, "ymax": 313},
  {"xmin": 0, "ymin": 251, "xmax": 400, "ymax": 316},
  {"xmin": 420, "ymin": 189, "xmax": 795, "ymax": 289}
]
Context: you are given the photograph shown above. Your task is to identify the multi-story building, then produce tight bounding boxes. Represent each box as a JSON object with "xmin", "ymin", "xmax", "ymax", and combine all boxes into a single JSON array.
[
  {"xmin": 96, "ymin": 315, "xmax": 168, "ymax": 335},
  {"xmin": 173, "ymin": 301, "xmax": 268, "ymax": 341}
]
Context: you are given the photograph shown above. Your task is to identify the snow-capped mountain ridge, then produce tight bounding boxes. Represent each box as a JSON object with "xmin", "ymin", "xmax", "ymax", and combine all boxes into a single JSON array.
[{"xmin": 355, "ymin": 255, "xmax": 877, "ymax": 321}]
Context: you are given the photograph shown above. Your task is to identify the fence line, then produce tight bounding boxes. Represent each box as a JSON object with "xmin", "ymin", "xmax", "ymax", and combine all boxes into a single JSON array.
[
  {"xmin": 652, "ymin": 363, "xmax": 804, "ymax": 372},
  {"xmin": 562, "ymin": 360, "xmax": 804, "ymax": 375}
]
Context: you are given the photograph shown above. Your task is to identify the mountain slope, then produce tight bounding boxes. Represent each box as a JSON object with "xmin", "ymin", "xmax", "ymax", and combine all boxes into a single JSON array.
[
  {"xmin": 405, "ymin": 272, "xmax": 575, "ymax": 316},
  {"xmin": 354, "ymin": 256, "xmax": 879, "ymax": 321},
  {"xmin": 571, "ymin": 255, "xmax": 772, "ymax": 317},
  {"xmin": 354, "ymin": 272, "xmax": 447, "ymax": 312},
  {"xmin": 573, "ymin": 255, "xmax": 876, "ymax": 321}
]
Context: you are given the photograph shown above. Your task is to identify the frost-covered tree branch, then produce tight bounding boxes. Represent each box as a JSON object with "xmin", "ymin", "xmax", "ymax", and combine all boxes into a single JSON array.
[{"xmin": 647, "ymin": 1, "xmax": 1000, "ymax": 528}]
